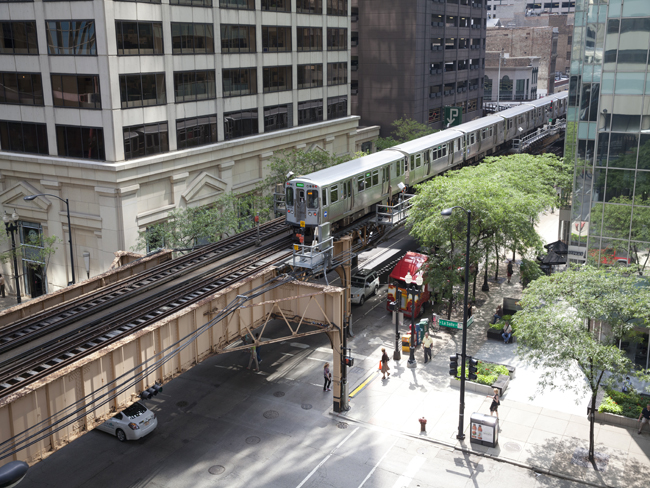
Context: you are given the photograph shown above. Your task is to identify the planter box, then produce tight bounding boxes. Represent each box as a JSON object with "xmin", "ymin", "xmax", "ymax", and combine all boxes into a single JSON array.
[
  {"xmin": 450, "ymin": 377, "xmax": 494, "ymax": 395},
  {"xmin": 587, "ymin": 408, "xmax": 641, "ymax": 429}
]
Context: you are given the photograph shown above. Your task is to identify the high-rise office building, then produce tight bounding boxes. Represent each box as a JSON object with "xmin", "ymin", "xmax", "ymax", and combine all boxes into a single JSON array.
[
  {"xmin": 566, "ymin": 0, "xmax": 650, "ymax": 270},
  {"xmin": 0, "ymin": 0, "xmax": 362, "ymax": 296},
  {"xmin": 351, "ymin": 0, "xmax": 487, "ymax": 135}
]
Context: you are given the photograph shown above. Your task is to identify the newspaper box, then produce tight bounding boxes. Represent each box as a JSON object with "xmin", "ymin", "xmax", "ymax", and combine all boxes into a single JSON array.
[{"xmin": 470, "ymin": 413, "xmax": 499, "ymax": 448}]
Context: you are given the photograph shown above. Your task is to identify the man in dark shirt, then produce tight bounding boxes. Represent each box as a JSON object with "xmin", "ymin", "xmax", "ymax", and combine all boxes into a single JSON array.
[{"xmin": 639, "ymin": 402, "xmax": 650, "ymax": 435}]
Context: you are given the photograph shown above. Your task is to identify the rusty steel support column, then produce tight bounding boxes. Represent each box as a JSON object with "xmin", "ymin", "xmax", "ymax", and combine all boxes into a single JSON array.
[{"xmin": 333, "ymin": 236, "xmax": 352, "ymax": 412}]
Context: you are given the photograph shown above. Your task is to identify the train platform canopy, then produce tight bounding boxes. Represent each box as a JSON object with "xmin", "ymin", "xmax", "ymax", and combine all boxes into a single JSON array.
[{"xmin": 389, "ymin": 252, "xmax": 428, "ymax": 282}]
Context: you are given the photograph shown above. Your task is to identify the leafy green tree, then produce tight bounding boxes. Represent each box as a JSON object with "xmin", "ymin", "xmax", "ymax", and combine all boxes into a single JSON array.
[
  {"xmin": 409, "ymin": 154, "xmax": 568, "ymax": 317},
  {"xmin": 376, "ymin": 117, "xmax": 434, "ymax": 151},
  {"xmin": 514, "ymin": 265, "xmax": 650, "ymax": 464}
]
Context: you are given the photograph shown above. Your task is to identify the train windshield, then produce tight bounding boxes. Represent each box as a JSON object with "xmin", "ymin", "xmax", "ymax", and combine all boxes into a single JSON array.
[
  {"xmin": 286, "ymin": 187, "xmax": 294, "ymax": 206},
  {"xmin": 307, "ymin": 190, "xmax": 319, "ymax": 209}
]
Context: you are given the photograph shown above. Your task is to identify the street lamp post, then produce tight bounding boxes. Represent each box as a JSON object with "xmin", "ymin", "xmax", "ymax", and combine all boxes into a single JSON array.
[
  {"xmin": 24, "ymin": 194, "xmax": 75, "ymax": 285},
  {"xmin": 442, "ymin": 206, "xmax": 472, "ymax": 441},
  {"xmin": 2, "ymin": 210, "xmax": 22, "ymax": 303},
  {"xmin": 404, "ymin": 271, "xmax": 423, "ymax": 369},
  {"xmin": 391, "ymin": 301, "xmax": 401, "ymax": 361}
]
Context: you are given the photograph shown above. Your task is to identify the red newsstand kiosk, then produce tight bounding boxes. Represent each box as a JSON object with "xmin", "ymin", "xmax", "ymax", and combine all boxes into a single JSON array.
[{"xmin": 386, "ymin": 251, "xmax": 430, "ymax": 319}]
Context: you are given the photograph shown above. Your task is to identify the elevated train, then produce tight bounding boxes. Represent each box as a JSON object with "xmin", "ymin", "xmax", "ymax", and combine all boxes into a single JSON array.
[{"xmin": 285, "ymin": 92, "xmax": 567, "ymax": 236}]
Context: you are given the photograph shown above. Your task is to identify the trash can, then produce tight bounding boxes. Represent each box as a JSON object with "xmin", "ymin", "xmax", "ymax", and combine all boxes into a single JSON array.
[
  {"xmin": 469, "ymin": 413, "xmax": 499, "ymax": 448},
  {"xmin": 418, "ymin": 318, "xmax": 429, "ymax": 341}
]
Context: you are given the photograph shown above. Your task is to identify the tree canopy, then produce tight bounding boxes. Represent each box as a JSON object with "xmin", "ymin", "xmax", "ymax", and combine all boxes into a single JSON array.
[
  {"xmin": 408, "ymin": 154, "xmax": 571, "ymax": 317},
  {"xmin": 376, "ymin": 117, "xmax": 434, "ymax": 151},
  {"xmin": 513, "ymin": 265, "xmax": 650, "ymax": 462}
]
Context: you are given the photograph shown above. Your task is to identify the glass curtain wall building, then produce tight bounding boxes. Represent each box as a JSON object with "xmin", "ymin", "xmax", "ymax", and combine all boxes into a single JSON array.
[{"xmin": 567, "ymin": 0, "xmax": 650, "ymax": 271}]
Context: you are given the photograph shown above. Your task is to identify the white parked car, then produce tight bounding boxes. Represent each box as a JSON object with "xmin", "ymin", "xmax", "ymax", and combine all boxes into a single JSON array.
[
  {"xmin": 350, "ymin": 270, "xmax": 380, "ymax": 305},
  {"xmin": 96, "ymin": 402, "xmax": 158, "ymax": 442}
]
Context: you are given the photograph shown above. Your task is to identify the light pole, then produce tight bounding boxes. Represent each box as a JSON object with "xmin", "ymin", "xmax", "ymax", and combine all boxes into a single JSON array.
[
  {"xmin": 2, "ymin": 210, "xmax": 22, "ymax": 303},
  {"xmin": 442, "ymin": 206, "xmax": 471, "ymax": 440},
  {"xmin": 24, "ymin": 194, "xmax": 75, "ymax": 285},
  {"xmin": 390, "ymin": 301, "xmax": 401, "ymax": 361},
  {"xmin": 404, "ymin": 271, "xmax": 423, "ymax": 369}
]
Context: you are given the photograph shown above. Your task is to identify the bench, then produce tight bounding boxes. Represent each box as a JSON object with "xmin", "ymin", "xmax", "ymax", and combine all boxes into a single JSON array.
[
  {"xmin": 486, "ymin": 328, "xmax": 515, "ymax": 343},
  {"xmin": 492, "ymin": 374, "xmax": 510, "ymax": 396}
]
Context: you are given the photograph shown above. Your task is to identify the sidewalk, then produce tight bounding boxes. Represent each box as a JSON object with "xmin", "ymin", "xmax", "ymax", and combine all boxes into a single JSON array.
[{"xmin": 339, "ymin": 213, "xmax": 650, "ymax": 488}]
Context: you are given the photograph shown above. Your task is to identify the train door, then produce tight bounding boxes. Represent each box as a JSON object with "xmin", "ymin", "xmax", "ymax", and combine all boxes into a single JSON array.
[
  {"xmin": 382, "ymin": 165, "xmax": 390, "ymax": 194},
  {"xmin": 425, "ymin": 149, "xmax": 432, "ymax": 176},
  {"xmin": 452, "ymin": 137, "xmax": 463, "ymax": 165},
  {"xmin": 403, "ymin": 157, "xmax": 410, "ymax": 185},
  {"xmin": 296, "ymin": 187, "xmax": 307, "ymax": 222}
]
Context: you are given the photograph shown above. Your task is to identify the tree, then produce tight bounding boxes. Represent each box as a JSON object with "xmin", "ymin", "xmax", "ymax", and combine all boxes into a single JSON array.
[
  {"xmin": 376, "ymin": 117, "xmax": 434, "ymax": 151},
  {"xmin": 513, "ymin": 265, "xmax": 650, "ymax": 464},
  {"xmin": 409, "ymin": 154, "xmax": 568, "ymax": 317}
]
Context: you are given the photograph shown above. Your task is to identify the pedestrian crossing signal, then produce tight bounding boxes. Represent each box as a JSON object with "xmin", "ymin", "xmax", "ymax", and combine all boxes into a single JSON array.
[{"xmin": 342, "ymin": 356, "xmax": 354, "ymax": 367}]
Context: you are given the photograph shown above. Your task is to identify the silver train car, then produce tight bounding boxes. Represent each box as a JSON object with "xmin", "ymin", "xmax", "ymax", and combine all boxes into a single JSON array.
[{"xmin": 285, "ymin": 92, "xmax": 567, "ymax": 234}]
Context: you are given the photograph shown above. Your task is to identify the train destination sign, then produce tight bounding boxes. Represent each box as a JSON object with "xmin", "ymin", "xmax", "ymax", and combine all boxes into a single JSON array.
[{"xmin": 445, "ymin": 106, "xmax": 463, "ymax": 127}]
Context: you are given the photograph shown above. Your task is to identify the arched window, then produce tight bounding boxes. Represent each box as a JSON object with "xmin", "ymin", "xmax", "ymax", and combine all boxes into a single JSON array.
[
  {"xmin": 484, "ymin": 76, "xmax": 492, "ymax": 100},
  {"xmin": 500, "ymin": 75, "xmax": 513, "ymax": 101}
]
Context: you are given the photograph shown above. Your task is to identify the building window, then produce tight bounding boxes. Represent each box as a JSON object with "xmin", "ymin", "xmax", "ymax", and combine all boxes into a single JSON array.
[
  {"xmin": 222, "ymin": 68, "xmax": 257, "ymax": 97},
  {"xmin": 221, "ymin": 25, "xmax": 256, "ymax": 54},
  {"xmin": 0, "ymin": 22, "xmax": 38, "ymax": 54},
  {"xmin": 116, "ymin": 21, "xmax": 164, "ymax": 55},
  {"xmin": 119, "ymin": 73, "xmax": 166, "ymax": 109},
  {"xmin": 499, "ymin": 76, "xmax": 513, "ymax": 100},
  {"xmin": 174, "ymin": 70, "xmax": 216, "ymax": 102},
  {"xmin": 219, "ymin": 0, "xmax": 254, "ymax": 9},
  {"xmin": 262, "ymin": 26, "xmax": 291, "ymax": 52},
  {"xmin": 123, "ymin": 122, "xmax": 169, "ymax": 160},
  {"xmin": 351, "ymin": 80, "xmax": 358, "ymax": 95},
  {"xmin": 264, "ymin": 104, "xmax": 292, "ymax": 133},
  {"xmin": 297, "ymin": 27, "xmax": 323, "ymax": 52},
  {"xmin": 327, "ymin": 0, "xmax": 347, "ymax": 16},
  {"xmin": 327, "ymin": 62, "xmax": 347, "ymax": 86},
  {"xmin": 114, "ymin": 0, "xmax": 161, "ymax": 3},
  {"xmin": 263, "ymin": 66, "xmax": 292, "ymax": 93},
  {"xmin": 0, "ymin": 121, "xmax": 48, "ymax": 155},
  {"xmin": 297, "ymin": 64, "xmax": 323, "ymax": 89},
  {"xmin": 298, "ymin": 99, "xmax": 323, "ymax": 125},
  {"xmin": 224, "ymin": 109, "xmax": 258, "ymax": 140},
  {"xmin": 0, "ymin": 73, "xmax": 44, "ymax": 106},
  {"xmin": 176, "ymin": 115, "xmax": 218, "ymax": 150},
  {"xmin": 351, "ymin": 31, "xmax": 358, "ymax": 46},
  {"xmin": 56, "ymin": 125, "xmax": 105, "ymax": 160},
  {"xmin": 327, "ymin": 96, "xmax": 347, "ymax": 120},
  {"xmin": 51, "ymin": 74, "xmax": 101, "ymax": 109},
  {"xmin": 296, "ymin": 0, "xmax": 322, "ymax": 14},
  {"xmin": 171, "ymin": 23, "xmax": 215, "ymax": 54},
  {"xmin": 428, "ymin": 108, "xmax": 441, "ymax": 123},
  {"xmin": 46, "ymin": 20, "xmax": 96, "ymax": 56},
  {"xmin": 467, "ymin": 98, "xmax": 477, "ymax": 112},
  {"xmin": 170, "ymin": 0, "xmax": 211, "ymax": 5},
  {"xmin": 327, "ymin": 28, "xmax": 347, "ymax": 51},
  {"xmin": 262, "ymin": 0, "xmax": 290, "ymax": 11}
]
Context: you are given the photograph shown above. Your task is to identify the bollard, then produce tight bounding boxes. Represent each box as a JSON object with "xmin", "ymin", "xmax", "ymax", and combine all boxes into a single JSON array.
[{"xmin": 419, "ymin": 417, "xmax": 427, "ymax": 433}]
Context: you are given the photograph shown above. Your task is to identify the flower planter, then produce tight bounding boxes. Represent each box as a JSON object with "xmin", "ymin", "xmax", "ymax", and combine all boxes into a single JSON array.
[
  {"xmin": 587, "ymin": 408, "xmax": 641, "ymax": 429},
  {"xmin": 450, "ymin": 377, "xmax": 495, "ymax": 395}
]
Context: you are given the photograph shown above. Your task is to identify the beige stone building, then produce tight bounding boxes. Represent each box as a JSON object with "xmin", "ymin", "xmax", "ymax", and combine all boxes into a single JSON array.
[{"xmin": 0, "ymin": 0, "xmax": 377, "ymax": 299}]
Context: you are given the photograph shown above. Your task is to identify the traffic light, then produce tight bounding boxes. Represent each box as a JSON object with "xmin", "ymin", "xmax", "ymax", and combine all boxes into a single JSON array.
[
  {"xmin": 449, "ymin": 354, "xmax": 459, "ymax": 376},
  {"xmin": 468, "ymin": 357, "xmax": 479, "ymax": 381}
]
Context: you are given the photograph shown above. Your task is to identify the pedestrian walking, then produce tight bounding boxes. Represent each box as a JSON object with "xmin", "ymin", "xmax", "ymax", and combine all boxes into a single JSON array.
[
  {"xmin": 255, "ymin": 333, "xmax": 262, "ymax": 363},
  {"xmin": 0, "ymin": 274, "xmax": 5, "ymax": 298},
  {"xmin": 507, "ymin": 261, "xmax": 513, "ymax": 283},
  {"xmin": 422, "ymin": 332, "xmax": 433, "ymax": 363},
  {"xmin": 638, "ymin": 402, "xmax": 650, "ymax": 435},
  {"xmin": 502, "ymin": 322, "xmax": 513, "ymax": 344},
  {"xmin": 380, "ymin": 348, "xmax": 390, "ymax": 379},
  {"xmin": 323, "ymin": 363, "xmax": 332, "ymax": 391},
  {"xmin": 487, "ymin": 388, "xmax": 500, "ymax": 418},
  {"xmin": 247, "ymin": 344, "xmax": 259, "ymax": 371},
  {"xmin": 492, "ymin": 306, "xmax": 503, "ymax": 324}
]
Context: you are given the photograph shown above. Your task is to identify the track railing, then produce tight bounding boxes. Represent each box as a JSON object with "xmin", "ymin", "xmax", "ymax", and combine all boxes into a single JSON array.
[{"xmin": 376, "ymin": 194, "xmax": 415, "ymax": 226}]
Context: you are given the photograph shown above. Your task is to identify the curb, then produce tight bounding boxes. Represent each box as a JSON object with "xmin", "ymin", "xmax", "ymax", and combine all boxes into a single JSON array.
[{"xmin": 328, "ymin": 411, "xmax": 616, "ymax": 488}]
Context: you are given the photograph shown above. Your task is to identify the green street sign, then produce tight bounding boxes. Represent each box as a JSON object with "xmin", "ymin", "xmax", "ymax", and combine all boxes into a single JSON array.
[
  {"xmin": 439, "ymin": 318, "xmax": 460, "ymax": 329},
  {"xmin": 439, "ymin": 316, "xmax": 474, "ymax": 330},
  {"xmin": 444, "ymin": 106, "xmax": 463, "ymax": 127}
]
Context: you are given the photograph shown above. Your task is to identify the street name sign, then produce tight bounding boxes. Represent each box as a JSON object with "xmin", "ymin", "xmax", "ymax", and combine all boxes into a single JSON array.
[{"xmin": 439, "ymin": 315, "xmax": 474, "ymax": 330}]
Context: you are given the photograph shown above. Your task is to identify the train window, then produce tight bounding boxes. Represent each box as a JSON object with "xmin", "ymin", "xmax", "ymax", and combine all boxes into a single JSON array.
[
  {"xmin": 415, "ymin": 154, "xmax": 421, "ymax": 168},
  {"xmin": 410, "ymin": 155, "xmax": 415, "ymax": 171},
  {"xmin": 443, "ymin": 144, "xmax": 447, "ymax": 156},
  {"xmin": 285, "ymin": 186, "xmax": 294, "ymax": 206},
  {"xmin": 480, "ymin": 128, "xmax": 486, "ymax": 140},
  {"xmin": 372, "ymin": 170, "xmax": 379, "ymax": 186},
  {"xmin": 470, "ymin": 133, "xmax": 476, "ymax": 145},
  {"xmin": 432, "ymin": 148, "xmax": 438, "ymax": 160},
  {"xmin": 382, "ymin": 167, "xmax": 389, "ymax": 182},
  {"xmin": 508, "ymin": 119, "xmax": 513, "ymax": 130},
  {"xmin": 395, "ymin": 160, "xmax": 401, "ymax": 177},
  {"xmin": 365, "ymin": 172, "xmax": 372, "ymax": 188},
  {"xmin": 307, "ymin": 190, "xmax": 318, "ymax": 208},
  {"xmin": 358, "ymin": 175, "xmax": 365, "ymax": 192},
  {"xmin": 322, "ymin": 189, "xmax": 327, "ymax": 206},
  {"xmin": 346, "ymin": 180, "xmax": 352, "ymax": 198},
  {"xmin": 424, "ymin": 151, "xmax": 430, "ymax": 163},
  {"xmin": 330, "ymin": 185, "xmax": 338, "ymax": 203},
  {"xmin": 489, "ymin": 126, "xmax": 493, "ymax": 137}
]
